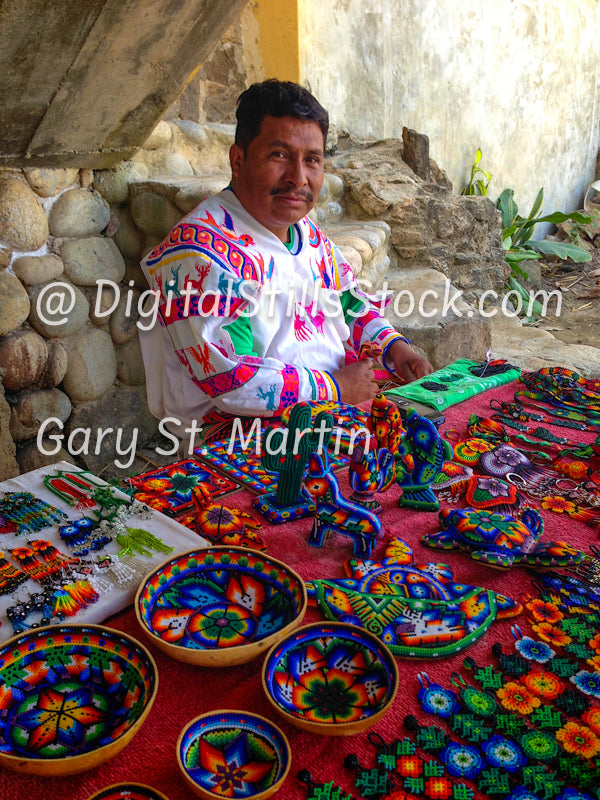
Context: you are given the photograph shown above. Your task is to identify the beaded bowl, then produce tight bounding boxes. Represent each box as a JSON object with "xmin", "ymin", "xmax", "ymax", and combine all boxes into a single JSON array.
[
  {"xmin": 87, "ymin": 784, "xmax": 170, "ymax": 800},
  {"xmin": 0, "ymin": 624, "xmax": 157, "ymax": 776},
  {"xmin": 135, "ymin": 547, "xmax": 307, "ymax": 667},
  {"xmin": 262, "ymin": 622, "xmax": 398, "ymax": 735},
  {"xmin": 177, "ymin": 710, "xmax": 291, "ymax": 799}
]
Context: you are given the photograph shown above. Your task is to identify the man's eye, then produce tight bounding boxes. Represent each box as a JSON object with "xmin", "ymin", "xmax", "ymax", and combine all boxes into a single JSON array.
[{"xmin": 272, "ymin": 151, "xmax": 286, "ymax": 158}]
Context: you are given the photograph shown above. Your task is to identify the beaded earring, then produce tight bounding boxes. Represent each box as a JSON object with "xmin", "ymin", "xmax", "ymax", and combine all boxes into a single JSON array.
[
  {"xmin": 0, "ymin": 491, "xmax": 67, "ymax": 535},
  {"xmin": 365, "ymin": 731, "xmax": 474, "ymax": 800},
  {"xmin": 296, "ymin": 770, "xmax": 356, "ymax": 800},
  {"xmin": 0, "ymin": 552, "xmax": 27, "ymax": 595},
  {"xmin": 30, "ymin": 539, "xmax": 80, "ymax": 575},
  {"xmin": 114, "ymin": 527, "xmax": 174, "ymax": 559},
  {"xmin": 51, "ymin": 578, "xmax": 99, "ymax": 617},
  {"xmin": 106, "ymin": 555, "xmax": 148, "ymax": 587},
  {"xmin": 6, "ymin": 587, "xmax": 56, "ymax": 634},
  {"xmin": 10, "ymin": 546, "xmax": 48, "ymax": 583}
]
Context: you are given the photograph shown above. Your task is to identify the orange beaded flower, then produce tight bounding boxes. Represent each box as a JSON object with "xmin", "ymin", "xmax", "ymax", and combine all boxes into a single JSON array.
[
  {"xmin": 526, "ymin": 598, "xmax": 564, "ymax": 624},
  {"xmin": 496, "ymin": 681, "xmax": 540, "ymax": 715},
  {"xmin": 541, "ymin": 496, "xmax": 576, "ymax": 514},
  {"xmin": 531, "ymin": 622, "xmax": 572, "ymax": 647},
  {"xmin": 520, "ymin": 670, "xmax": 564, "ymax": 700},
  {"xmin": 556, "ymin": 721, "xmax": 600, "ymax": 759}
]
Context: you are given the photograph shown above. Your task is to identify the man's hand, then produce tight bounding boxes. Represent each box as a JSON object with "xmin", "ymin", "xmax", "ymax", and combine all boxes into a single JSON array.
[
  {"xmin": 332, "ymin": 359, "xmax": 379, "ymax": 404},
  {"xmin": 387, "ymin": 339, "xmax": 434, "ymax": 384}
]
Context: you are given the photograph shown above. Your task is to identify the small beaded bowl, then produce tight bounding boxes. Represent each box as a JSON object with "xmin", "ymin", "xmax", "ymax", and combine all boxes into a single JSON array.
[
  {"xmin": 177, "ymin": 710, "xmax": 291, "ymax": 799},
  {"xmin": 135, "ymin": 547, "xmax": 307, "ymax": 667},
  {"xmin": 0, "ymin": 623, "xmax": 157, "ymax": 775},
  {"xmin": 262, "ymin": 621, "xmax": 398, "ymax": 735},
  {"xmin": 86, "ymin": 784, "xmax": 170, "ymax": 800}
]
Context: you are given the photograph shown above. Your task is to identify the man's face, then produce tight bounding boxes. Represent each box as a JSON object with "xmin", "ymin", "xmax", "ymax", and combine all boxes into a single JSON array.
[{"xmin": 229, "ymin": 115, "xmax": 325, "ymax": 242}]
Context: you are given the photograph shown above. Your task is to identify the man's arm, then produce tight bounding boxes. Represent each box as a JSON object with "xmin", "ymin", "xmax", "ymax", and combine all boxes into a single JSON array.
[
  {"xmin": 335, "ymin": 249, "xmax": 433, "ymax": 387},
  {"xmin": 384, "ymin": 338, "xmax": 434, "ymax": 383}
]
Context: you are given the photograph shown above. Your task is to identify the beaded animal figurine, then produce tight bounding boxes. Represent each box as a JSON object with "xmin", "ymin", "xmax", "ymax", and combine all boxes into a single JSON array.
[
  {"xmin": 423, "ymin": 506, "xmax": 584, "ymax": 570},
  {"xmin": 395, "ymin": 408, "xmax": 452, "ymax": 510},
  {"xmin": 348, "ymin": 435, "xmax": 395, "ymax": 512},
  {"xmin": 367, "ymin": 392, "xmax": 404, "ymax": 454},
  {"xmin": 178, "ymin": 485, "xmax": 266, "ymax": 550},
  {"xmin": 303, "ymin": 452, "xmax": 381, "ymax": 557}
]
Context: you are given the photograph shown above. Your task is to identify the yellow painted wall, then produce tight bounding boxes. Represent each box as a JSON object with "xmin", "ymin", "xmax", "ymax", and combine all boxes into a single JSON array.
[{"xmin": 251, "ymin": 0, "xmax": 300, "ymax": 82}]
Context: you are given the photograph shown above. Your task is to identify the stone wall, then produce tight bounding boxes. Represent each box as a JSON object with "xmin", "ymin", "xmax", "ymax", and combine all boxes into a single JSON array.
[{"xmin": 0, "ymin": 167, "xmax": 158, "ymax": 477}]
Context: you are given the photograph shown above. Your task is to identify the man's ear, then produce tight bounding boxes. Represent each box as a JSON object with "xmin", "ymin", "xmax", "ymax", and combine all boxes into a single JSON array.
[{"xmin": 229, "ymin": 144, "xmax": 244, "ymax": 180}]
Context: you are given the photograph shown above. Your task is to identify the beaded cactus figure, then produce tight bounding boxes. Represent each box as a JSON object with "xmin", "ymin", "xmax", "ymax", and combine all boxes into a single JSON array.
[{"xmin": 261, "ymin": 403, "xmax": 334, "ymax": 508}]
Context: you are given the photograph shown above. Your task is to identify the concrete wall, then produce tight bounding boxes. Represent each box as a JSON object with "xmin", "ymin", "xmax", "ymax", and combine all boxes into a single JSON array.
[{"xmin": 298, "ymin": 0, "xmax": 600, "ymax": 219}]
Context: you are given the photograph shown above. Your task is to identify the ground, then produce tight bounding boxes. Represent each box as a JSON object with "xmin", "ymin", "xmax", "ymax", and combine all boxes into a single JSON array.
[{"xmin": 536, "ymin": 250, "xmax": 600, "ymax": 348}]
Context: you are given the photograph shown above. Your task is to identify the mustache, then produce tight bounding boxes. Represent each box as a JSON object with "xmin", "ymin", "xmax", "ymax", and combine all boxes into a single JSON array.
[{"xmin": 270, "ymin": 187, "xmax": 314, "ymax": 202}]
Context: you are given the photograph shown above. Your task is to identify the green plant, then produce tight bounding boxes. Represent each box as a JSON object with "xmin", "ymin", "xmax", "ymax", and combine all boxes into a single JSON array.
[
  {"xmin": 497, "ymin": 187, "xmax": 592, "ymax": 278},
  {"xmin": 461, "ymin": 148, "xmax": 492, "ymax": 196}
]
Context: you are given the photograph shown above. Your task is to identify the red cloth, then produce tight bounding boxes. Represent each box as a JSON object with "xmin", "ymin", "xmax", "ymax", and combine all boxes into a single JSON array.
[{"xmin": 1, "ymin": 382, "xmax": 597, "ymax": 800}]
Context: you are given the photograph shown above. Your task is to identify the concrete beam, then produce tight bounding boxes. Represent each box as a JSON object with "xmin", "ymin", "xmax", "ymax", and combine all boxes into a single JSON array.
[{"xmin": 0, "ymin": 0, "xmax": 248, "ymax": 168}]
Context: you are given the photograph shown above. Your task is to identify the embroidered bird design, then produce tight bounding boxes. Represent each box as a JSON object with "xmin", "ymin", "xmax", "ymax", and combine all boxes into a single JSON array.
[
  {"xmin": 187, "ymin": 343, "xmax": 216, "ymax": 374},
  {"xmin": 200, "ymin": 209, "xmax": 255, "ymax": 246}
]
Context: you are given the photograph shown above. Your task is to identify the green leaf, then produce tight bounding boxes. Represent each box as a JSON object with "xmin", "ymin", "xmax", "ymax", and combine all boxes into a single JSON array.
[
  {"xmin": 528, "ymin": 239, "xmax": 592, "ymax": 262},
  {"xmin": 527, "ymin": 187, "xmax": 544, "ymax": 221},
  {"xmin": 507, "ymin": 276, "xmax": 544, "ymax": 316},
  {"xmin": 510, "ymin": 263, "xmax": 529, "ymax": 280},
  {"xmin": 530, "ymin": 210, "xmax": 592, "ymax": 225},
  {"xmin": 496, "ymin": 189, "xmax": 518, "ymax": 228},
  {"xmin": 507, "ymin": 276, "xmax": 530, "ymax": 300},
  {"xmin": 505, "ymin": 249, "xmax": 542, "ymax": 263}
]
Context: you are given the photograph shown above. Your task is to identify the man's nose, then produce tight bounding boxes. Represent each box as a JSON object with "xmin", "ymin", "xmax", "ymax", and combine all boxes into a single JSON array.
[{"xmin": 284, "ymin": 157, "xmax": 308, "ymax": 186}]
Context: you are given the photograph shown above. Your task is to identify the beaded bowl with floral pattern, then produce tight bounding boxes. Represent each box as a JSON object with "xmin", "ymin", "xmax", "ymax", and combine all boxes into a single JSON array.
[
  {"xmin": 177, "ymin": 710, "xmax": 291, "ymax": 799},
  {"xmin": 135, "ymin": 547, "xmax": 307, "ymax": 667},
  {"xmin": 0, "ymin": 624, "xmax": 157, "ymax": 776},
  {"xmin": 262, "ymin": 621, "xmax": 398, "ymax": 735}
]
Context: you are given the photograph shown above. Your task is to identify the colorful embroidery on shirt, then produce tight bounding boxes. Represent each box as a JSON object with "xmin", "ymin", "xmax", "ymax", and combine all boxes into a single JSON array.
[
  {"xmin": 160, "ymin": 294, "xmax": 246, "ymax": 325},
  {"xmin": 311, "ymin": 371, "xmax": 331, "ymax": 402},
  {"xmin": 197, "ymin": 362, "xmax": 261, "ymax": 398},
  {"xmin": 276, "ymin": 364, "xmax": 301, "ymax": 412},
  {"xmin": 186, "ymin": 343, "xmax": 215, "ymax": 375},
  {"xmin": 293, "ymin": 309, "xmax": 314, "ymax": 341},
  {"xmin": 256, "ymin": 384, "xmax": 277, "ymax": 410},
  {"xmin": 146, "ymin": 222, "xmax": 262, "ymax": 282}
]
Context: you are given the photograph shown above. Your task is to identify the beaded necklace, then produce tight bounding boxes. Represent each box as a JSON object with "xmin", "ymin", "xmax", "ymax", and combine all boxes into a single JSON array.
[
  {"xmin": 517, "ymin": 368, "xmax": 600, "ymax": 417},
  {"xmin": 492, "ymin": 399, "xmax": 600, "ymax": 433}
]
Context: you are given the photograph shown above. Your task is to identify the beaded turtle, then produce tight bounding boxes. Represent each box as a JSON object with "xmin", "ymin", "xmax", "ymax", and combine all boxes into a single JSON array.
[
  {"xmin": 176, "ymin": 485, "xmax": 266, "ymax": 550},
  {"xmin": 422, "ymin": 507, "xmax": 583, "ymax": 570}
]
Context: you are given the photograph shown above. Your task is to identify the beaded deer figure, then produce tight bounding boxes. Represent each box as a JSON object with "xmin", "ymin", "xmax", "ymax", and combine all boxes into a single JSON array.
[{"xmin": 303, "ymin": 452, "xmax": 382, "ymax": 557}]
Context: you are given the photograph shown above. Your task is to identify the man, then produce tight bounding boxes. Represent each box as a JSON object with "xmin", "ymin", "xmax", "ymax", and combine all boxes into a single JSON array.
[{"xmin": 140, "ymin": 80, "xmax": 432, "ymax": 439}]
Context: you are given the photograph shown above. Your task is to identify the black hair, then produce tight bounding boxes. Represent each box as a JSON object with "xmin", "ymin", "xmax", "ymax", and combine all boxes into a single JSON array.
[{"xmin": 234, "ymin": 79, "xmax": 329, "ymax": 151}]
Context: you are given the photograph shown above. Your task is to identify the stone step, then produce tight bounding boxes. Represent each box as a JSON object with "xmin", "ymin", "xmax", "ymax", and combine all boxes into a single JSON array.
[
  {"xmin": 490, "ymin": 312, "xmax": 600, "ymax": 378},
  {"xmin": 320, "ymin": 219, "xmax": 391, "ymax": 285}
]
